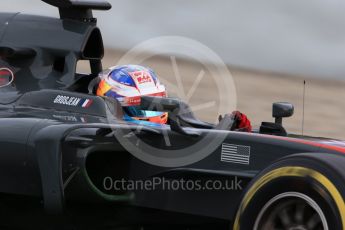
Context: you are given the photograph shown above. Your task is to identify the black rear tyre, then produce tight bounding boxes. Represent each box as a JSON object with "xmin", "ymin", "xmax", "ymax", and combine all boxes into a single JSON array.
[{"xmin": 233, "ymin": 153, "xmax": 345, "ymax": 230}]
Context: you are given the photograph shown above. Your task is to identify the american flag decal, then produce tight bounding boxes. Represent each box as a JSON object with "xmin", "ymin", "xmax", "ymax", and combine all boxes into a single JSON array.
[{"xmin": 221, "ymin": 143, "xmax": 251, "ymax": 165}]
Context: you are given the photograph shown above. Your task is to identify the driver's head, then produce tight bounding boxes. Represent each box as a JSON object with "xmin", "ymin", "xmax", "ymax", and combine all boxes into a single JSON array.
[{"xmin": 96, "ymin": 65, "xmax": 168, "ymax": 124}]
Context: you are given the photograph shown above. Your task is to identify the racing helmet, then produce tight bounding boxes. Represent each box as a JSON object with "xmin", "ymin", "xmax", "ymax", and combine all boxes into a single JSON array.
[{"xmin": 96, "ymin": 65, "xmax": 168, "ymax": 124}]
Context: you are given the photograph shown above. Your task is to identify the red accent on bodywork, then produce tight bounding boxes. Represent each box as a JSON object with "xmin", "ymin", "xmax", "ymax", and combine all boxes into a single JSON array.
[
  {"xmin": 267, "ymin": 135, "xmax": 345, "ymax": 154},
  {"xmin": 0, "ymin": 68, "xmax": 14, "ymax": 87},
  {"xmin": 0, "ymin": 70, "xmax": 10, "ymax": 75},
  {"xmin": 84, "ymin": 100, "xmax": 93, "ymax": 108}
]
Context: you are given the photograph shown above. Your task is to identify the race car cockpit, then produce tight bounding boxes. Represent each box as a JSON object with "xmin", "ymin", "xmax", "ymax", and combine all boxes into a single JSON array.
[{"xmin": 0, "ymin": 0, "xmax": 294, "ymax": 138}]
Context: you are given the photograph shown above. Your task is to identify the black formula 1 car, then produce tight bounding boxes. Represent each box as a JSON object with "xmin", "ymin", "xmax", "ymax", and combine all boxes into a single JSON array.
[{"xmin": 1, "ymin": 1, "xmax": 345, "ymax": 230}]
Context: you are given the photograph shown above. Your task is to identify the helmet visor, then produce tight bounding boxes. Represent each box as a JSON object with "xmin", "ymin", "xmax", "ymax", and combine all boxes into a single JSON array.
[
  {"xmin": 124, "ymin": 106, "xmax": 163, "ymax": 117},
  {"xmin": 124, "ymin": 106, "xmax": 168, "ymax": 124}
]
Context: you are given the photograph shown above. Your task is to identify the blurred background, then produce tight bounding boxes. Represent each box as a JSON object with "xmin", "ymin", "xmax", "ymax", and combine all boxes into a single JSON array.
[{"xmin": 1, "ymin": 0, "xmax": 345, "ymax": 139}]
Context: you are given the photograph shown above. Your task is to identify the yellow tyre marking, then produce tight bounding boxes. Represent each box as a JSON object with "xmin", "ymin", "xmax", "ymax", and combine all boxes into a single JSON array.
[{"xmin": 233, "ymin": 166, "xmax": 345, "ymax": 230}]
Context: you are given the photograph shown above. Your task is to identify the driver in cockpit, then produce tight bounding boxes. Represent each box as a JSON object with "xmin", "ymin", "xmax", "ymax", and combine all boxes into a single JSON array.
[{"xmin": 96, "ymin": 65, "xmax": 252, "ymax": 132}]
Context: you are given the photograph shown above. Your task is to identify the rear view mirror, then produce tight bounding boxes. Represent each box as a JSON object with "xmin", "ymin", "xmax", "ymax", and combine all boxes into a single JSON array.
[{"xmin": 273, "ymin": 102, "xmax": 294, "ymax": 125}]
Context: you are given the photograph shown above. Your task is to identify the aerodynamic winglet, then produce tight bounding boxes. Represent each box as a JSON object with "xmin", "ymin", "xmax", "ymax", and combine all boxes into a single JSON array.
[
  {"xmin": 42, "ymin": 0, "xmax": 112, "ymax": 10},
  {"xmin": 42, "ymin": 0, "xmax": 112, "ymax": 21}
]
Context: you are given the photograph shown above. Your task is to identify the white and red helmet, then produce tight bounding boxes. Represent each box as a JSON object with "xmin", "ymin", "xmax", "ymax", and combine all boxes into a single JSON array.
[{"xmin": 97, "ymin": 65, "xmax": 168, "ymax": 124}]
